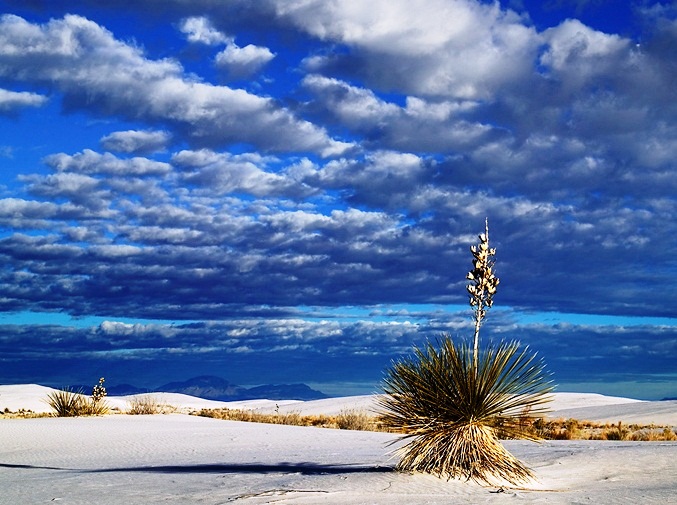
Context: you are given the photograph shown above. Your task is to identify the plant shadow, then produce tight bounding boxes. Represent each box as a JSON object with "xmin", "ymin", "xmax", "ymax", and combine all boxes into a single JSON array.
[{"xmin": 0, "ymin": 461, "xmax": 395, "ymax": 475}]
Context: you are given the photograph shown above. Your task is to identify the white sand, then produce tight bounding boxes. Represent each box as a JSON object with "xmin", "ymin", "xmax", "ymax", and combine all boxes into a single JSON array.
[{"xmin": 1, "ymin": 385, "xmax": 676, "ymax": 504}]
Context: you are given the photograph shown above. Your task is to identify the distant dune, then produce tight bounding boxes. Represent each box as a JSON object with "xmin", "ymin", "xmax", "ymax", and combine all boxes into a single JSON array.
[{"xmin": 1, "ymin": 384, "xmax": 676, "ymax": 426}]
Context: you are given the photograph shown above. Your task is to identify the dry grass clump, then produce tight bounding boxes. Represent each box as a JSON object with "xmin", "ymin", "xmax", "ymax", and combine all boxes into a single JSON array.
[
  {"xmin": 336, "ymin": 409, "xmax": 374, "ymax": 431},
  {"xmin": 194, "ymin": 407, "xmax": 381, "ymax": 431},
  {"xmin": 528, "ymin": 418, "xmax": 677, "ymax": 441},
  {"xmin": 126, "ymin": 395, "xmax": 176, "ymax": 415},
  {"xmin": 194, "ymin": 405, "xmax": 675, "ymax": 440},
  {"xmin": 0, "ymin": 408, "xmax": 50, "ymax": 419},
  {"xmin": 629, "ymin": 426, "xmax": 677, "ymax": 441},
  {"xmin": 196, "ymin": 408, "xmax": 304, "ymax": 425}
]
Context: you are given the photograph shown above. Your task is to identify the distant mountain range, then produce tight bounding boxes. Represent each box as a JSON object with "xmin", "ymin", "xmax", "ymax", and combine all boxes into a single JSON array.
[{"xmin": 86, "ymin": 375, "xmax": 328, "ymax": 401}]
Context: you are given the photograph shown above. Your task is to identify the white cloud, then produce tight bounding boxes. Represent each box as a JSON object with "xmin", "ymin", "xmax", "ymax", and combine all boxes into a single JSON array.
[
  {"xmin": 0, "ymin": 14, "xmax": 348, "ymax": 156},
  {"xmin": 0, "ymin": 87, "xmax": 47, "ymax": 112},
  {"xmin": 540, "ymin": 18, "xmax": 632, "ymax": 92},
  {"xmin": 278, "ymin": 0, "xmax": 539, "ymax": 99},
  {"xmin": 542, "ymin": 19, "xmax": 629, "ymax": 71},
  {"xmin": 0, "ymin": 198, "xmax": 59, "ymax": 219},
  {"xmin": 172, "ymin": 149, "xmax": 315, "ymax": 197},
  {"xmin": 276, "ymin": 0, "xmax": 484, "ymax": 55},
  {"xmin": 100, "ymin": 130, "xmax": 172, "ymax": 154},
  {"xmin": 45, "ymin": 150, "xmax": 172, "ymax": 176},
  {"xmin": 215, "ymin": 42, "xmax": 275, "ymax": 78},
  {"xmin": 178, "ymin": 16, "xmax": 229, "ymax": 45},
  {"xmin": 302, "ymin": 75, "xmax": 492, "ymax": 151}
]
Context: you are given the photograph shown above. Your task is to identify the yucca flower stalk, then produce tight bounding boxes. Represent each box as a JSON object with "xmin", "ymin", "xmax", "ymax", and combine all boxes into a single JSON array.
[
  {"xmin": 91, "ymin": 377, "xmax": 107, "ymax": 405},
  {"xmin": 378, "ymin": 219, "xmax": 553, "ymax": 485},
  {"xmin": 88, "ymin": 377, "xmax": 110, "ymax": 415},
  {"xmin": 467, "ymin": 218, "xmax": 499, "ymax": 370}
]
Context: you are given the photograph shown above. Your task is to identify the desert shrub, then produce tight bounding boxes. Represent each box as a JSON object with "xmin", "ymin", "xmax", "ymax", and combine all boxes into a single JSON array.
[
  {"xmin": 632, "ymin": 425, "xmax": 663, "ymax": 441},
  {"xmin": 603, "ymin": 422, "xmax": 631, "ymax": 441},
  {"xmin": 546, "ymin": 418, "xmax": 581, "ymax": 440},
  {"xmin": 126, "ymin": 395, "xmax": 174, "ymax": 415},
  {"xmin": 530, "ymin": 418, "xmax": 577, "ymax": 440},
  {"xmin": 197, "ymin": 408, "xmax": 255, "ymax": 422},
  {"xmin": 195, "ymin": 408, "xmax": 379, "ymax": 430},
  {"xmin": 378, "ymin": 220, "xmax": 553, "ymax": 485},
  {"xmin": 336, "ymin": 409, "xmax": 373, "ymax": 431},
  {"xmin": 46, "ymin": 387, "xmax": 87, "ymax": 417},
  {"xmin": 662, "ymin": 428, "xmax": 677, "ymax": 441},
  {"xmin": 197, "ymin": 408, "xmax": 303, "ymax": 425}
]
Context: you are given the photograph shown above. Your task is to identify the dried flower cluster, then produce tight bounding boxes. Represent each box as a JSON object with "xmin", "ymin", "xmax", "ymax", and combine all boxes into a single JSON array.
[
  {"xmin": 91, "ymin": 377, "xmax": 107, "ymax": 405},
  {"xmin": 467, "ymin": 218, "xmax": 500, "ymax": 366}
]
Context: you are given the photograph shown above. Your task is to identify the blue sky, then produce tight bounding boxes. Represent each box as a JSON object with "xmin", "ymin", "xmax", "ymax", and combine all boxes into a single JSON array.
[{"xmin": 0, "ymin": 0, "xmax": 675, "ymax": 399}]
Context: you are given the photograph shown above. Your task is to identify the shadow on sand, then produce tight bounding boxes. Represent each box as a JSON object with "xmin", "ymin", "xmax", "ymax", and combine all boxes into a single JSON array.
[{"xmin": 0, "ymin": 461, "xmax": 395, "ymax": 475}]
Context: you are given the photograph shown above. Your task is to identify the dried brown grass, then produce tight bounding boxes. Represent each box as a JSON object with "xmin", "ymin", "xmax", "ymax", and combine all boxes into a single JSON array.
[
  {"xmin": 194, "ymin": 407, "xmax": 383, "ymax": 431},
  {"xmin": 126, "ymin": 395, "xmax": 176, "ymax": 415},
  {"xmin": 530, "ymin": 418, "xmax": 677, "ymax": 441}
]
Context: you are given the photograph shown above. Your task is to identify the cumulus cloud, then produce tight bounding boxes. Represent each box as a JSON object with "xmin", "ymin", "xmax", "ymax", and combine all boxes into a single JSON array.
[
  {"xmin": 0, "ymin": 88, "xmax": 47, "ymax": 113},
  {"xmin": 178, "ymin": 16, "xmax": 229, "ymax": 45},
  {"xmin": 0, "ymin": 14, "xmax": 348, "ymax": 156},
  {"xmin": 100, "ymin": 130, "xmax": 172, "ymax": 154},
  {"xmin": 45, "ymin": 150, "xmax": 172, "ymax": 176},
  {"xmin": 215, "ymin": 42, "xmax": 275, "ymax": 78},
  {"xmin": 172, "ymin": 149, "xmax": 315, "ymax": 197},
  {"xmin": 302, "ymin": 75, "xmax": 495, "ymax": 152},
  {"xmin": 539, "ymin": 19, "xmax": 633, "ymax": 93},
  {"xmin": 282, "ymin": 0, "xmax": 539, "ymax": 99}
]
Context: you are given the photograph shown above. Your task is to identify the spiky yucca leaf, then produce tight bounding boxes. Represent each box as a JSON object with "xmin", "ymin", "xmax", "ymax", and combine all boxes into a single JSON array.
[
  {"xmin": 378, "ymin": 336, "xmax": 553, "ymax": 484},
  {"xmin": 45, "ymin": 387, "xmax": 87, "ymax": 417}
]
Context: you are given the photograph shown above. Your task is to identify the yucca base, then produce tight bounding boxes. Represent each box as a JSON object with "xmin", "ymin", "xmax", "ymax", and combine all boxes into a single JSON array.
[
  {"xmin": 378, "ymin": 337, "xmax": 552, "ymax": 486},
  {"xmin": 395, "ymin": 422, "xmax": 533, "ymax": 485}
]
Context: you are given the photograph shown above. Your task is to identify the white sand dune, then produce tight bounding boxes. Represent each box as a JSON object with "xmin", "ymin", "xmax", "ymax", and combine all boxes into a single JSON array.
[
  {"xmin": 1, "ymin": 384, "xmax": 676, "ymax": 504},
  {"xmin": 1, "ymin": 384, "xmax": 676, "ymax": 425},
  {"xmin": 550, "ymin": 399, "xmax": 677, "ymax": 426},
  {"xmin": 2, "ymin": 384, "xmax": 676, "ymax": 426}
]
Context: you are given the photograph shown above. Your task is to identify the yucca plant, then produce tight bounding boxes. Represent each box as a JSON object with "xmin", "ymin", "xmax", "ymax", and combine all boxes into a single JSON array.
[
  {"xmin": 45, "ymin": 378, "xmax": 110, "ymax": 417},
  {"xmin": 45, "ymin": 387, "xmax": 87, "ymax": 417},
  {"xmin": 378, "ymin": 219, "xmax": 553, "ymax": 485}
]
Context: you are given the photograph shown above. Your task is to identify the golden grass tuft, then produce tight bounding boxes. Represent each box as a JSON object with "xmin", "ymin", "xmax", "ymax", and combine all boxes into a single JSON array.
[
  {"xmin": 336, "ymin": 409, "xmax": 374, "ymax": 431},
  {"xmin": 194, "ymin": 407, "xmax": 384, "ymax": 431},
  {"xmin": 527, "ymin": 418, "xmax": 677, "ymax": 441},
  {"xmin": 126, "ymin": 395, "xmax": 176, "ymax": 415}
]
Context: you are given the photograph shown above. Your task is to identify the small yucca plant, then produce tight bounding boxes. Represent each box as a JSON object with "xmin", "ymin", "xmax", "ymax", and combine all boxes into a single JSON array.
[
  {"xmin": 46, "ymin": 378, "xmax": 110, "ymax": 417},
  {"xmin": 46, "ymin": 387, "xmax": 87, "ymax": 417},
  {"xmin": 378, "ymin": 219, "xmax": 553, "ymax": 485}
]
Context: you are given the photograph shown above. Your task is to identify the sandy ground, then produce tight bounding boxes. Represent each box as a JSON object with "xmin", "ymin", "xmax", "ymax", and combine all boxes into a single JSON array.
[{"xmin": 1, "ymin": 385, "xmax": 676, "ymax": 504}]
